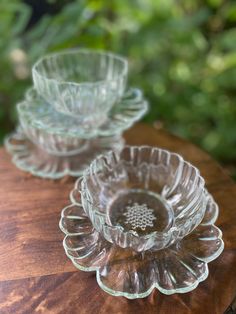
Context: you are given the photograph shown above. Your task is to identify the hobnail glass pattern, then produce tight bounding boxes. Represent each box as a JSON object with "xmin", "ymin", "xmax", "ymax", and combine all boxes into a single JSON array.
[
  {"xmin": 21, "ymin": 87, "xmax": 148, "ymax": 138},
  {"xmin": 32, "ymin": 49, "xmax": 128, "ymax": 127},
  {"xmin": 4, "ymin": 128, "xmax": 124, "ymax": 179},
  {"xmin": 78, "ymin": 146, "xmax": 207, "ymax": 252},
  {"xmin": 60, "ymin": 191, "xmax": 224, "ymax": 298}
]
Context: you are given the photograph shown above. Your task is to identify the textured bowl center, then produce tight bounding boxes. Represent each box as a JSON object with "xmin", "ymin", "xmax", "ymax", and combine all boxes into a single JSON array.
[{"xmin": 107, "ymin": 189, "xmax": 174, "ymax": 236}]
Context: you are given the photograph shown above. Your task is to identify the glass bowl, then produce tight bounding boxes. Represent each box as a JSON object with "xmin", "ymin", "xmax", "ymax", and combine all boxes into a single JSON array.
[
  {"xmin": 32, "ymin": 49, "xmax": 128, "ymax": 128},
  {"xmin": 17, "ymin": 102, "xmax": 89, "ymax": 156},
  {"xmin": 78, "ymin": 146, "xmax": 207, "ymax": 252},
  {"xmin": 60, "ymin": 190, "xmax": 224, "ymax": 298},
  {"xmin": 23, "ymin": 87, "xmax": 148, "ymax": 138}
]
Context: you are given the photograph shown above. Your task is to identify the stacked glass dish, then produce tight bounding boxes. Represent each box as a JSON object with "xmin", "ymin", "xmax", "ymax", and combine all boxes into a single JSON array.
[
  {"xmin": 60, "ymin": 146, "xmax": 224, "ymax": 298},
  {"xmin": 5, "ymin": 49, "xmax": 148, "ymax": 179}
]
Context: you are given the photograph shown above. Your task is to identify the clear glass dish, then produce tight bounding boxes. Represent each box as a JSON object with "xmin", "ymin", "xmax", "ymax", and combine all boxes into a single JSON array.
[
  {"xmin": 76, "ymin": 146, "xmax": 207, "ymax": 252},
  {"xmin": 20, "ymin": 87, "xmax": 148, "ymax": 138},
  {"xmin": 60, "ymin": 190, "xmax": 224, "ymax": 298},
  {"xmin": 4, "ymin": 128, "xmax": 124, "ymax": 179},
  {"xmin": 32, "ymin": 49, "xmax": 128, "ymax": 127}
]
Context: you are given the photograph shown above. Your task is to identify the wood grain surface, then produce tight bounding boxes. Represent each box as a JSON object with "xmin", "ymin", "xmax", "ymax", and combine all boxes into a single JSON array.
[{"xmin": 0, "ymin": 123, "xmax": 235, "ymax": 314}]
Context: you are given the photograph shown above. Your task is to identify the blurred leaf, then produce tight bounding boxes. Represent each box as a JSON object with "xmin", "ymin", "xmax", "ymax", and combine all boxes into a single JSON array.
[
  {"xmin": 216, "ymin": 28, "xmax": 236, "ymax": 50},
  {"xmin": 0, "ymin": 0, "xmax": 236, "ymax": 171}
]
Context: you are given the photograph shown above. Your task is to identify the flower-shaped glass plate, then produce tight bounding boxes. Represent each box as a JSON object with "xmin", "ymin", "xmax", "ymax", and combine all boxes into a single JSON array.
[
  {"xmin": 60, "ymin": 187, "xmax": 224, "ymax": 298},
  {"xmin": 4, "ymin": 128, "xmax": 124, "ymax": 179},
  {"xmin": 21, "ymin": 87, "xmax": 148, "ymax": 138}
]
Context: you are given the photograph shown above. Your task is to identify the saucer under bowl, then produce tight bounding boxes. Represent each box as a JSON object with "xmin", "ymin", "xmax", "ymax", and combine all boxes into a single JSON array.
[
  {"xmin": 60, "ymin": 187, "xmax": 224, "ymax": 298},
  {"xmin": 4, "ymin": 128, "xmax": 124, "ymax": 179},
  {"xmin": 22, "ymin": 86, "xmax": 148, "ymax": 138}
]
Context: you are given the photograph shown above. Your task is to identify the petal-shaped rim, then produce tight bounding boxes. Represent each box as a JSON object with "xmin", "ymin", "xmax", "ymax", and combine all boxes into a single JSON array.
[
  {"xmin": 96, "ymin": 260, "xmax": 210, "ymax": 298},
  {"xmin": 18, "ymin": 87, "xmax": 148, "ymax": 139},
  {"xmin": 200, "ymin": 193, "xmax": 219, "ymax": 226},
  {"xmin": 4, "ymin": 127, "xmax": 26, "ymax": 153},
  {"xmin": 4, "ymin": 129, "xmax": 124, "ymax": 179},
  {"xmin": 59, "ymin": 192, "xmax": 224, "ymax": 298}
]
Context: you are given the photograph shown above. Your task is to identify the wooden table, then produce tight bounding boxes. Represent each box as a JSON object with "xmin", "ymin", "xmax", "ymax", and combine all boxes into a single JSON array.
[{"xmin": 0, "ymin": 123, "xmax": 236, "ymax": 314}]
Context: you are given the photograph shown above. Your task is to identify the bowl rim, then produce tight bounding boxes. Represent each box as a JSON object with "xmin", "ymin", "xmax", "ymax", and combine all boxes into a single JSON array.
[
  {"xmin": 78, "ymin": 145, "xmax": 206, "ymax": 249},
  {"xmin": 32, "ymin": 48, "xmax": 128, "ymax": 87}
]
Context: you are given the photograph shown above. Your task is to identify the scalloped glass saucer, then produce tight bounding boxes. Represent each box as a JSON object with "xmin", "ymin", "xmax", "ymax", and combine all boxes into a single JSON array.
[
  {"xmin": 60, "ymin": 182, "xmax": 224, "ymax": 298},
  {"xmin": 4, "ymin": 128, "xmax": 124, "ymax": 179},
  {"xmin": 20, "ymin": 87, "xmax": 148, "ymax": 138}
]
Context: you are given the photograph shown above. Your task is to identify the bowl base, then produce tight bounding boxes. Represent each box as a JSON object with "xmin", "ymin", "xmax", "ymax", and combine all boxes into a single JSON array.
[{"xmin": 107, "ymin": 189, "xmax": 174, "ymax": 236}]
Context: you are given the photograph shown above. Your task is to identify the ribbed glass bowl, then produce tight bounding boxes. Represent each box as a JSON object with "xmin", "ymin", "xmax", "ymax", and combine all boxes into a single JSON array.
[
  {"xmin": 17, "ymin": 104, "xmax": 88, "ymax": 156},
  {"xmin": 32, "ymin": 49, "xmax": 128, "ymax": 127},
  {"xmin": 77, "ymin": 146, "xmax": 207, "ymax": 252},
  {"xmin": 21, "ymin": 87, "xmax": 148, "ymax": 138}
]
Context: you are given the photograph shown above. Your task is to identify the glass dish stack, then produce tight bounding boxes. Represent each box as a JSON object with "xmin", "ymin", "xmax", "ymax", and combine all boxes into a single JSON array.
[
  {"xmin": 60, "ymin": 146, "xmax": 224, "ymax": 298},
  {"xmin": 5, "ymin": 49, "xmax": 148, "ymax": 179}
]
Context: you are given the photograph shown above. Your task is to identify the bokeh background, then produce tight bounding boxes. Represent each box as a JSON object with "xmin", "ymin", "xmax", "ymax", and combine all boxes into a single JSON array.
[{"xmin": 1, "ymin": 0, "xmax": 236, "ymax": 177}]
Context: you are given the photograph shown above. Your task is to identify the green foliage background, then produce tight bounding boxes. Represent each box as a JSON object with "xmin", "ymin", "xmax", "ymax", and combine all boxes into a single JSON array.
[{"xmin": 1, "ymin": 0, "xmax": 236, "ymax": 172}]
